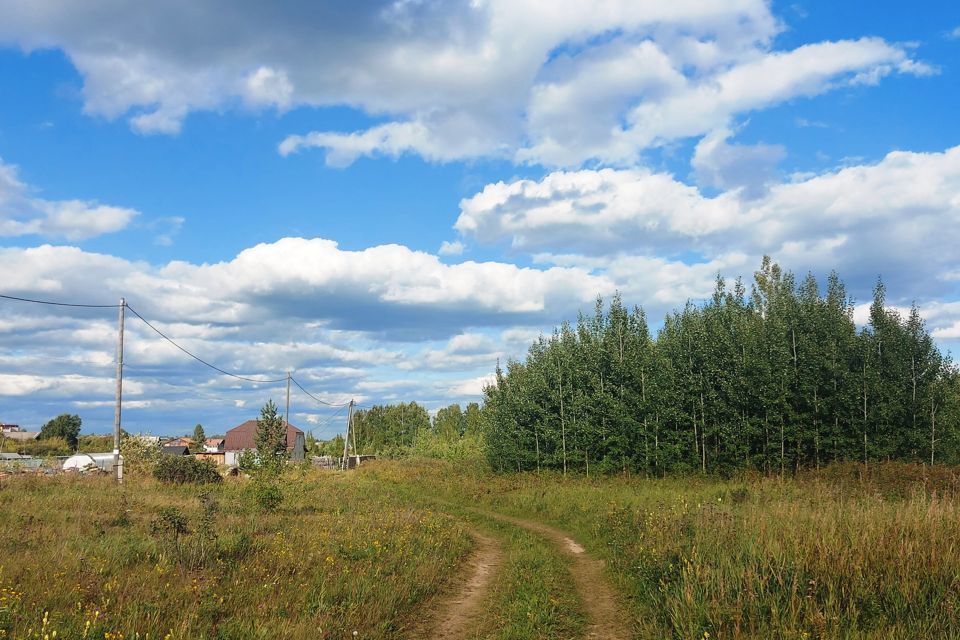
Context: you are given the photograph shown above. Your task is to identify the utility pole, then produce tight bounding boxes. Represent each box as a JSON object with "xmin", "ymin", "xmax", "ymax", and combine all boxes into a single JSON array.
[
  {"xmin": 347, "ymin": 400, "xmax": 360, "ymax": 458},
  {"xmin": 285, "ymin": 371, "xmax": 291, "ymax": 428},
  {"xmin": 113, "ymin": 298, "xmax": 125, "ymax": 484},
  {"xmin": 341, "ymin": 399, "xmax": 354, "ymax": 470}
]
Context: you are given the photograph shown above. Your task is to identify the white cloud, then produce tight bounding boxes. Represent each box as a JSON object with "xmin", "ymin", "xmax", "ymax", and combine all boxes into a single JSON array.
[
  {"xmin": 457, "ymin": 145, "xmax": 960, "ymax": 298},
  {"xmin": 438, "ymin": 240, "xmax": 464, "ymax": 256},
  {"xmin": 149, "ymin": 216, "xmax": 185, "ymax": 246},
  {"xmin": 0, "ymin": 159, "xmax": 138, "ymax": 240},
  {"xmin": 692, "ymin": 128, "xmax": 785, "ymax": 197},
  {"xmin": 0, "ymin": 2, "xmax": 929, "ymax": 165},
  {"xmin": 243, "ymin": 66, "xmax": 294, "ymax": 110},
  {"xmin": 446, "ymin": 374, "xmax": 496, "ymax": 398}
]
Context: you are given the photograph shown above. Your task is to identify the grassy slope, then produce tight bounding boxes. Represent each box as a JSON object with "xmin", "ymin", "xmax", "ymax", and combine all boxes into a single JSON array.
[
  {"xmin": 0, "ymin": 469, "xmax": 470, "ymax": 639},
  {"xmin": 362, "ymin": 461, "xmax": 960, "ymax": 640},
  {"xmin": 3, "ymin": 462, "xmax": 959, "ymax": 639}
]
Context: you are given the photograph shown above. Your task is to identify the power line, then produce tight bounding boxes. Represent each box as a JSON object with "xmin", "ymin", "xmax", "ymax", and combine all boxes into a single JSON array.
[
  {"xmin": 0, "ymin": 293, "xmax": 122, "ymax": 308},
  {"xmin": 290, "ymin": 375, "xmax": 351, "ymax": 407},
  {"xmin": 1, "ymin": 294, "xmax": 359, "ymax": 407},
  {"xmin": 304, "ymin": 404, "xmax": 350, "ymax": 436},
  {"xmin": 125, "ymin": 304, "xmax": 288, "ymax": 384}
]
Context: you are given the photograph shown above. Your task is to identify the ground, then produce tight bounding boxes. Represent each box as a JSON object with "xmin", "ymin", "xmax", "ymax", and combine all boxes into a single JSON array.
[{"xmin": 1, "ymin": 461, "xmax": 958, "ymax": 639}]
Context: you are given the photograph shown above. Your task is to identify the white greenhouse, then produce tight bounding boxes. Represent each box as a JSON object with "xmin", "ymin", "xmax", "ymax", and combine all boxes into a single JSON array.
[{"xmin": 62, "ymin": 453, "xmax": 120, "ymax": 473}]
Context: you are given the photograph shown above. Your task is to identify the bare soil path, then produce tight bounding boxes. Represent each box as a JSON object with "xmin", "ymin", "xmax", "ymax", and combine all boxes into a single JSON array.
[
  {"xmin": 406, "ymin": 528, "xmax": 502, "ymax": 639},
  {"xmin": 479, "ymin": 510, "xmax": 632, "ymax": 640}
]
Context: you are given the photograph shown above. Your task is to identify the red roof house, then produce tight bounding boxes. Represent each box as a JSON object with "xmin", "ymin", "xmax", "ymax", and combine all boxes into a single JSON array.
[{"xmin": 224, "ymin": 420, "xmax": 306, "ymax": 461}]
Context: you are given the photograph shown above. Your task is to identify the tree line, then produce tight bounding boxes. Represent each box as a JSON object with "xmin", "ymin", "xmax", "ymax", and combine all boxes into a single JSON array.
[
  {"xmin": 482, "ymin": 258, "xmax": 960, "ymax": 475},
  {"xmin": 307, "ymin": 401, "xmax": 486, "ymax": 460}
]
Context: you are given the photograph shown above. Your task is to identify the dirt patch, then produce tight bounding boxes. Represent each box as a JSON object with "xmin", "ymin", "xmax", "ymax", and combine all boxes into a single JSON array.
[
  {"xmin": 480, "ymin": 511, "xmax": 631, "ymax": 640},
  {"xmin": 406, "ymin": 528, "xmax": 502, "ymax": 639}
]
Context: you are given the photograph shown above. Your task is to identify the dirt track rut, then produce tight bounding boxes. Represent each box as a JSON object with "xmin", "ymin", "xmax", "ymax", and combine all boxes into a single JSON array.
[
  {"xmin": 407, "ymin": 528, "xmax": 502, "ymax": 639},
  {"xmin": 479, "ymin": 510, "xmax": 631, "ymax": 640}
]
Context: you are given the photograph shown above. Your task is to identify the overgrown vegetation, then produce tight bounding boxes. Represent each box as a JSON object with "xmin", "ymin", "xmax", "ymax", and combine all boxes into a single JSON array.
[
  {"xmin": 484, "ymin": 258, "xmax": 960, "ymax": 475},
  {"xmin": 0, "ymin": 469, "xmax": 469, "ymax": 639},
  {"xmin": 152, "ymin": 455, "xmax": 222, "ymax": 484},
  {"xmin": 363, "ymin": 459, "xmax": 960, "ymax": 639}
]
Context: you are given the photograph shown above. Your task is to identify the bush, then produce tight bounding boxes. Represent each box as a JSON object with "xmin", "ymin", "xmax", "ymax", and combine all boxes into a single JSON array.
[
  {"xmin": 120, "ymin": 435, "xmax": 161, "ymax": 475},
  {"xmin": 153, "ymin": 456, "xmax": 222, "ymax": 484},
  {"xmin": 251, "ymin": 476, "xmax": 283, "ymax": 511},
  {"xmin": 3, "ymin": 437, "xmax": 71, "ymax": 457}
]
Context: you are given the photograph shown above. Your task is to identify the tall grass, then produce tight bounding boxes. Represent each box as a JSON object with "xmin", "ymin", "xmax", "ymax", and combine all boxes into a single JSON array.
[
  {"xmin": 0, "ymin": 470, "xmax": 469, "ymax": 639},
  {"xmin": 364, "ymin": 460, "xmax": 960, "ymax": 639}
]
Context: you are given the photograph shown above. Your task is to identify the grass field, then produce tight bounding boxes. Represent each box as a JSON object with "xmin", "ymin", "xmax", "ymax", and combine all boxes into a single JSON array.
[{"xmin": 2, "ymin": 462, "xmax": 958, "ymax": 639}]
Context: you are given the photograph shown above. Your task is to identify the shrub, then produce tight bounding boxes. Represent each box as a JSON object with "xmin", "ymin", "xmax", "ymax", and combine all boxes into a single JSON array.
[
  {"xmin": 5, "ymin": 437, "xmax": 71, "ymax": 457},
  {"xmin": 251, "ymin": 477, "xmax": 283, "ymax": 512},
  {"xmin": 153, "ymin": 455, "xmax": 222, "ymax": 484},
  {"xmin": 120, "ymin": 435, "xmax": 161, "ymax": 474}
]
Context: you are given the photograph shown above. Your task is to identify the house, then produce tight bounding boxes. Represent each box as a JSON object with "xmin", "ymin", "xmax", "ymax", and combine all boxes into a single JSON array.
[
  {"xmin": 164, "ymin": 437, "xmax": 193, "ymax": 449},
  {"xmin": 161, "ymin": 445, "xmax": 191, "ymax": 456},
  {"xmin": 0, "ymin": 424, "xmax": 21, "ymax": 433},
  {"xmin": 204, "ymin": 437, "xmax": 225, "ymax": 452},
  {"xmin": 224, "ymin": 420, "xmax": 306, "ymax": 462},
  {"xmin": 1, "ymin": 430, "xmax": 39, "ymax": 442}
]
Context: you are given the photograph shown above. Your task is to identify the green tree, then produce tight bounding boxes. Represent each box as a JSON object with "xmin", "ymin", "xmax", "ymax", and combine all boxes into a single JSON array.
[
  {"xmin": 192, "ymin": 424, "xmax": 206, "ymax": 453},
  {"xmin": 255, "ymin": 400, "xmax": 287, "ymax": 471},
  {"xmin": 480, "ymin": 257, "xmax": 958, "ymax": 476},
  {"xmin": 39, "ymin": 413, "xmax": 82, "ymax": 449},
  {"xmin": 433, "ymin": 404, "xmax": 464, "ymax": 440}
]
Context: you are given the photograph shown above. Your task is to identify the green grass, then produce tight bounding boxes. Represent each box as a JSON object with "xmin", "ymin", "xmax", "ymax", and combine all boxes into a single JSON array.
[
  {"xmin": 473, "ymin": 522, "xmax": 583, "ymax": 640},
  {"xmin": 0, "ymin": 469, "xmax": 470, "ymax": 639},
  {"xmin": 361, "ymin": 460, "xmax": 960, "ymax": 639},
  {"xmin": 3, "ymin": 461, "xmax": 959, "ymax": 639}
]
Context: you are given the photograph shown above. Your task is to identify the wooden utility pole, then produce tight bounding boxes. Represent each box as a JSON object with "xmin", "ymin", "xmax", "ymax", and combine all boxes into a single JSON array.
[
  {"xmin": 351, "ymin": 401, "xmax": 358, "ymax": 457},
  {"xmin": 113, "ymin": 298, "xmax": 125, "ymax": 484},
  {"xmin": 341, "ymin": 400, "xmax": 354, "ymax": 470},
  {"xmin": 285, "ymin": 371, "xmax": 291, "ymax": 428}
]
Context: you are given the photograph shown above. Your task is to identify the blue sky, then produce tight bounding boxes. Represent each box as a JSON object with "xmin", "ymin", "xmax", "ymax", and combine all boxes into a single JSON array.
[{"xmin": 0, "ymin": 0, "xmax": 958, "ymax": 437}]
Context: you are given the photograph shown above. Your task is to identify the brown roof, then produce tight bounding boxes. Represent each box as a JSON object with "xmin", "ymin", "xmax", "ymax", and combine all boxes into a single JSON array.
[
  {"xmin": 224, "ymin": 420, "xmax": 303, "ymax": 451},
  {"xmin": 2, "ymin": 431, "xmax": 39, "ymax": 441}
]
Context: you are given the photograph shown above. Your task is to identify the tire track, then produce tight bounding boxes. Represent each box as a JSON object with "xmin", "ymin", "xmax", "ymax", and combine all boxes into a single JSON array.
[
  {"xmin": 478, "ymin": 510, "xmax": 631, "ymax": 640},
  {"xmin": 407, "ymin": 528, "xmax": 502, "ymax": 639}
]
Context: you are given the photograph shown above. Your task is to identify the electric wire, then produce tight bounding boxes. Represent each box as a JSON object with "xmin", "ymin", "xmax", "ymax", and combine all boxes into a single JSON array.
[
  {"xmin": 0, "ymin": 293, "xmax": 358, "ymax": 407},
  {"xmin": 290, "ymin": 375, "xmax": 351, "ymax": 407},
  {"xmin": 0, "ymin": 293, "xmax": 122, "ymax": 308},
  {"xmin": 305, "ymin": 404, "xmax": 349, "ymax": 436},
  {"xmin": 125, "ymin": 304, "xmax": 288, "ymax": 384}
]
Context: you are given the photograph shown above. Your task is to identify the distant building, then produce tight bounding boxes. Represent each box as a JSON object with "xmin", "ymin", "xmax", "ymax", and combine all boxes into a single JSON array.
[
  {"xmin": 224, "ymin": 420, "xmax": 306, "ymax": 462},
  {"xmin": 0, "ymin": 424, "xmax": 21, "ymax": 433},
  {"xmin": 1, "ymin": 430, "xmax": 39, "ymax": 442},
  {"xmin": 163, "ymin": 437, "xmax": 193, "ymax": 449},
  {"xmin": 161, "ymin": 445, "xmax": 191, "ymax": 456},
  {"xmin": 195, "ymin": 451, "xmax": 226, "ymax": 465},
  {"xmin": 204, "ymin": 437, "xmax": 225, "ymax": 452}
]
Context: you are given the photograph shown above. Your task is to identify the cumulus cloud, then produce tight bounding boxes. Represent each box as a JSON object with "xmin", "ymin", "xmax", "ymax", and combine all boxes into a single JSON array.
[
  {"xmin": 0, "ymin": 236, "xmax": 614, "ymax": 430},
  {"xmin": 438, "ymin": 240, "xmax": 465, "ymax": 256},
  {"xmin": 0, "ymin": 1, "xmax": 930, "ymax": 165},
  {"xmin": 692, "ymin": 128, "xmax": 785, "ymax": 197},
  {"xmin": 457, "ymin": 145, "xmax": 960, "ymax": 296},
  {"xmin": 243, "ymin": 66, "xmax": 294, "ymax": 110},
  {"xmin": 0, "ymin": 159, "xmax": 138, "ymax": 240}
]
